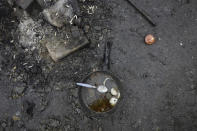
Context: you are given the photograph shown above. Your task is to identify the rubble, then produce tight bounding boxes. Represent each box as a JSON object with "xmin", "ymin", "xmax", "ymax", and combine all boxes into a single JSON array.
[
  {"xmin": 0, "ymin": 1, "xmax": 9, "ymax": 17},
  {"xmin": 18, "ymin": 18, "xmax": 43, "ymax": 49},
  {"xmin": 43, "ymin": 0, "xmax": 74, "ymax": 27}
]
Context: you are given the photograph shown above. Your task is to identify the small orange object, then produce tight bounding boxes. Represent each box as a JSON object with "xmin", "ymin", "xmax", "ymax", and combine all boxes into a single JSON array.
[{"xmin": 145, "ymin": 34, "xmax": 155, "ymax": 45}]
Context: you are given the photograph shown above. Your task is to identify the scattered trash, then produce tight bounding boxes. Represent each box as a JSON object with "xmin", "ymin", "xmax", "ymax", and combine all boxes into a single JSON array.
[
  {"xmin": 125, "ymin": 0, "xmax": 157, "ymax": 26},
  {"xmin": 145, "ymin": 34, "xmax": 156, "ymax": 45},
  {"xmin": 43, "ymin": 0, "xmax": 74, "ymax": 27}
]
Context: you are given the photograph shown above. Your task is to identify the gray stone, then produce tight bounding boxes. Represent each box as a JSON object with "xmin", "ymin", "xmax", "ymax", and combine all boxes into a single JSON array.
[
  {"xmin": 43, "ymin": 0, "xmax": 74, "ymax": 27},
  {"xmin": 16, "ymin": 0, "xmax": 34, "ymax": 9}
]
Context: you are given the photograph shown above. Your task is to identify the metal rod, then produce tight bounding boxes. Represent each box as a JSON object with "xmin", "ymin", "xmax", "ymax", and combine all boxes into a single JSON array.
[
  {"xmin": 76, "ymin": 83, "xmax": 96, "ymax": 88},
  {"xmin": 125, "ymin": 0, "xmax": 157, "ymax": 26},
  {"xmin": 103, "ymin": 41, "xmax": 113, "ymax": 70}
]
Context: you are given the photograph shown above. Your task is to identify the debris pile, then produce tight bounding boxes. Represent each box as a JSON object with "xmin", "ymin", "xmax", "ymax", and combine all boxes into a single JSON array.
[{"xmin": 14, "ymin": 0, "xmax": 89, "ymax": 62}]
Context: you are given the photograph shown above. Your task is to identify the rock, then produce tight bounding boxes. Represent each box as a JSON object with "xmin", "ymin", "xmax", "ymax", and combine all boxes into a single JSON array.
[
  {"xmin": 16, "ymin": 0, "xmax": 34, "ymax": 9},
  {"xmin": 44, "ymin": 27, "xmax": 89, "ymax": 62},
  {"xmin": 43, "ymin": 0, "xmax": 74, "ymax": 27}
]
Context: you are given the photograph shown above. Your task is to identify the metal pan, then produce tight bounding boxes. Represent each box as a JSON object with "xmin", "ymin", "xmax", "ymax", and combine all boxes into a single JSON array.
[
  {"xmin": 78, "ymin": 41, "xmax": 124, "ymax": 118},
  {"xmin": 78, "ymin": 71, "xmax": 123, "ymax": 118}
]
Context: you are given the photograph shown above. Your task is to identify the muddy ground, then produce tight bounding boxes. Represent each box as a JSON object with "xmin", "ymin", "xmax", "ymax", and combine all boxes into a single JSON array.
[{"xmin": 0, "ymin": 0, "xmax": 197, "ymax": 130}]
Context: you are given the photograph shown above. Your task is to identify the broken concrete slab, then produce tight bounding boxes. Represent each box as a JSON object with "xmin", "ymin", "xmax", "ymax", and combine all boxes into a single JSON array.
[
  {"xmin": 44, "ymin": 27, "xmax": 89, "ymax": 61},
  {"xmin": 43, "ymin": 0, "xmax": 74, "ymax": 27},
  {"xmin": 16, "ymin": 0, "xmax": 34, "ymax": 9}
]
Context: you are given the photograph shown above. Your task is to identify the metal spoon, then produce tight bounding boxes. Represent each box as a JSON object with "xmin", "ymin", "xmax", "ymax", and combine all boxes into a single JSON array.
[{"xmin": 76, "ymin": 83, "xmax": 108, "ymax": 93}]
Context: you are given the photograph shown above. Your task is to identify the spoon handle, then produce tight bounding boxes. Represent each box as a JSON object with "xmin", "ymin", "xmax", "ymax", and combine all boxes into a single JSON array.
[{"xmin": 76, "ymin": 83, "xmax": 96, "ymax": 88}]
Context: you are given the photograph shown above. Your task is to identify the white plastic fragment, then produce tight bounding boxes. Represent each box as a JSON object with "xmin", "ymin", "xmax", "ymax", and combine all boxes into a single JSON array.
[
  {"xmin": 111, "ymin": 88, "xmax": 118, "ymax": 96},
  {"xmin": 109, "ymin": 97, "xmax": 118, "ymax": 106}
]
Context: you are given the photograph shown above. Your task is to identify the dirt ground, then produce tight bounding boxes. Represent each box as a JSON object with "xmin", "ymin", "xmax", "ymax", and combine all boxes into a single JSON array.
[{"xmin": 0, "ymin": 0, "xmax": 197, "ymax": 131}]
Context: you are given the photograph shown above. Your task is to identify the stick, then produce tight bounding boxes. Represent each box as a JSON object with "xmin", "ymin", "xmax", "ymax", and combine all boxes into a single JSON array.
[
  {"xmin": 125, "ymin": 0, "xmax": 157, "ymax": 26},
  {"xmin": 103, "ymin": 41, "xmax": 113, "ymax": 70}
]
